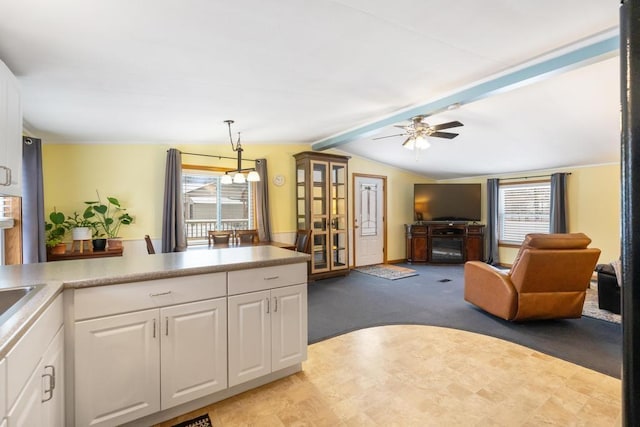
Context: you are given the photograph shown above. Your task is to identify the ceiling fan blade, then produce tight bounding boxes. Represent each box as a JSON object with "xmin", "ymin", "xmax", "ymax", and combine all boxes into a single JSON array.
[
  {"xmin": 430, "ymin": 131, "xmax": 459, "ymax": 139},
  {"xmin": 401, "ymin": 137, "xmax": 414, "ymax": 148},
  {"xmin": 431, "ymin": 120, "xmax": 463, "ymax": 131},
  {"xmin": 372, "ymin": 133, "xmax": 407, "ymax": 140}
]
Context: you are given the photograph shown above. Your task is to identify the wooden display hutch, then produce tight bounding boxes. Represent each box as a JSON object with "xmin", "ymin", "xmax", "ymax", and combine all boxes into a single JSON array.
[
  {"xmin": 405, "ymin": 222, "xmax": 485, "ymax": 264},
  {"xmin": 294, "ymin": 151, "xmax": 350, "ymax": 280}
]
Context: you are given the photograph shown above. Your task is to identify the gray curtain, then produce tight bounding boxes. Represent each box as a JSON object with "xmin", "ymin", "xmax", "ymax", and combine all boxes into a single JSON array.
[
  {"xmin": 255, "ymin": 159, "xmax": 272, "ymax": 242},
  {"xmin": 22, "ymin": 136, "xmax": 46, "ymax": 263},
  {"xmin": 550, "ymin": 172, "xmax": 569, "ymax": 233},
  {"xmin": 486, "ymin": 178, "xmax": 499, "ymax": 265},
  {"xmin": 161, "ymin": 149, "xmax": 186, "ymax": 252}
]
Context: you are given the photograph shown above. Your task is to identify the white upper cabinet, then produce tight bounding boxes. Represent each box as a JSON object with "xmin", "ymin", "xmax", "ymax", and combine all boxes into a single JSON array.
[{"xmin": 0, "ymin": 59, "xmax": 22, "ymax": 197}]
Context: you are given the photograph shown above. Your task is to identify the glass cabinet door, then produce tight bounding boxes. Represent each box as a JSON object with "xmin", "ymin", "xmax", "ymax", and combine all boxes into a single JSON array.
[
  {"xmin": 311, "ymin": 161, "xmax": 330, "ymax": 273},
  {"xmin": 295, "ymin": 164, "xmax": 307, "ymax": 230},
  {"xmin": 330, "ymin": 162, "xmax": 348, "ymax": 270}
]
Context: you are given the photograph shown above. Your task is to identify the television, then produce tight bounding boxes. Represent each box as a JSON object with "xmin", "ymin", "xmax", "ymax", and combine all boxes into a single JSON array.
[{"xmin": 413, "ymin": 183, "xmax": 481, "ymax": 222}]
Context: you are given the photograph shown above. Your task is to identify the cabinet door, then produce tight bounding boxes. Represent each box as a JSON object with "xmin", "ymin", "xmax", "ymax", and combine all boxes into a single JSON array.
[
  {"xmin": 160, "ymin": 298, "xmax": 227, "ymax": 409},
  {"xmin": 41, "ymin": 328, "xmax": 64, "ymax": 427},
  {"xmin": 75, "ymin": 309, "xmax": 160, "ymax": 427},
  {"xmin": 6, "ymin": 362, "xmax": 43, "ymax": 427},
  {"xmin": 329, "ymin": 162, "xmax": 348, "ymax": 271},
  {"xmin": 271, "ymin": 284, "xmax": 307, "ymax": 371},
  {"xmin": 412, "ymin": 235, "xmax": 428, "ymax": 262},
  {"xmin": 0, "ymin": 61, "xmax": 21, "ymax": 196},
  {"xmin": 310, "ymin": 160, "xmax": 330, "ymax": 274},
  {"xmin": 228, "ymin": 290, "xmax": 271, "ymax": 387}
]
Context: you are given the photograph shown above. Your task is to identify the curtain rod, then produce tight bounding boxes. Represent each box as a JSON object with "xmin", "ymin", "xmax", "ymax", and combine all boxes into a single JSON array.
[
  {"xmin": 499, "ymin": 172, "xmax": 571, "ymax": 182},
  {"xmin": 173, "ymin": 150, "xmax": 257, "ymax": 162}
]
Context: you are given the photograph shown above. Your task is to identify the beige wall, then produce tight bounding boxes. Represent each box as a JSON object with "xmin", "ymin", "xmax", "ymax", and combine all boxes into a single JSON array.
[{"xmin": 42, "ymin": 143, "xmax": 619, "ymax": 265}]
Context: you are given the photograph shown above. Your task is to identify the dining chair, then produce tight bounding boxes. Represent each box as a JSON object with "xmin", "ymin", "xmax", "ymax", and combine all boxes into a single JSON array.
[
  {"xmin": 144, "ymin": 235, "xmax": 155, "ymax": 254},
  {"xmin": 294, "ymin": 229, "xmax": 311, "ymax": 253},
  {"xmin": 211, "ymin": 232, "xmax": 232, "ymax": 245},
  {"xmin": 236, "ymin": 229, "xmax": 259, "ymax": 244}
]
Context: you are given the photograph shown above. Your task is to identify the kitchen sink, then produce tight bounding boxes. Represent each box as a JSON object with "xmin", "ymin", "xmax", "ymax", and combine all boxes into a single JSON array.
[{"xmin": 0, "ymin": 285, "xmax": 44, "ymax": 323}]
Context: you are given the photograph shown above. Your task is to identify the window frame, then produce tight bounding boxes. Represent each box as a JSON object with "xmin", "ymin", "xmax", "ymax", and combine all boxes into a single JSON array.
[
  {"xmin": 498, "ymin": 179, "xmax": 551, "ymax": 246},
  {"xmin": 181, "ymin": 165, "xmax": 256, "ymax": 245}
]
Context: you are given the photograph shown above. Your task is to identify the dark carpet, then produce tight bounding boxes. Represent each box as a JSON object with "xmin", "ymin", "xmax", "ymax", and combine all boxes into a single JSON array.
[{"xmin": 308, "ymin": 264, "xmax": 622, "ymax": 378}]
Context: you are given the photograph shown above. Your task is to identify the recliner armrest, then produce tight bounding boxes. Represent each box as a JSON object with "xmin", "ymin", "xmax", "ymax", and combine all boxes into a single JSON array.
[{"xmin": 464, "ymin": 261, "xmax": 518, "ymax": 320}]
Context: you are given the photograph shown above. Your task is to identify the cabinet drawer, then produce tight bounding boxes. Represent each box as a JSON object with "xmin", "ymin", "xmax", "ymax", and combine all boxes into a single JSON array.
[
  {"xmin": 74, "ymin": 273, "xmax": 227, "ymax": 320},
  {"xmin": 228, "ymin": 263, "xmax": 307, "ymax": 295},
  {"xmin": 6, "ymin": 294, "xmax": 63, "ymax": 411}
]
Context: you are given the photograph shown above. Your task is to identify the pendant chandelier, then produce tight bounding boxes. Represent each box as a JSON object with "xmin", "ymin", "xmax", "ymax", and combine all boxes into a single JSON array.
[{"xmin": 220, "ymin": 119, "xmax": 260, "ymax": 184}]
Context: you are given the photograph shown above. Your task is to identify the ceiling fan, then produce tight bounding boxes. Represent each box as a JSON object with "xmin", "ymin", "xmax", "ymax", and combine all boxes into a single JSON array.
[{"xmin": 373, "ymin": 115, "xmax": 464, "ymax": 150}]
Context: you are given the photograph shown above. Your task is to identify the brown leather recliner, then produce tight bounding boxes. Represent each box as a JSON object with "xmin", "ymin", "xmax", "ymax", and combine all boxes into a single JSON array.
[{"xmin": 464, "ymin": 233, "xmax": 601, "ymax": 321}]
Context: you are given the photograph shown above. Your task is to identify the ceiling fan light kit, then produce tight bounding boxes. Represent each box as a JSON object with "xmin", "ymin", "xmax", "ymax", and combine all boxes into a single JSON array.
[{"xmin": 374, "ymin": 115, "xmax": 464, "ymax": 151}]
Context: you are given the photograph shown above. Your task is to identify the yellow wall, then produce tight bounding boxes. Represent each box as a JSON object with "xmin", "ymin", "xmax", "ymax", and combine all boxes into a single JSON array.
[
  {"xmin": 444, "ymin": 163, "xmax": 621, "ymax": 265},
  {"xmin": 41, "ymin": 143, "xmax": 430, "ymax": 262},
  {"xmin": 42, "ymin": 143, "xmax": 619, "ymax": 265}
]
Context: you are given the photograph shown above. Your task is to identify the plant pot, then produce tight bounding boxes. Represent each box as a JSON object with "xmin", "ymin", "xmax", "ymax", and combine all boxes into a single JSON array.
[
  {"xmin": 72, "ymin": 227, "xmax": 92, "ymax": 240},
  {"xmin": 107, "ymin": 237, "xmax": 123, "ymax": 250},
  {"xmin": 49, "ymin": 243, "xmax": 67, "ymax": 255},
  {"xmin": 92, "ymin": 238, "xmax": 107, "ymax": 251}
]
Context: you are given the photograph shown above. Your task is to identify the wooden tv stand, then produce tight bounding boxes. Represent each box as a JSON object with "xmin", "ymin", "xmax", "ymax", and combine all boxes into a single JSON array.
[{"xmin": 405, "ymin": 222, "xmax": 485, "ymax": 264}]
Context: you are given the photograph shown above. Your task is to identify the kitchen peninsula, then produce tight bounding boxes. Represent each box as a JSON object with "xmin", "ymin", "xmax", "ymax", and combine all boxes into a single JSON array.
[{"xmin": 0, "ymin": 245, "xmax": 310, "ymax": 427}]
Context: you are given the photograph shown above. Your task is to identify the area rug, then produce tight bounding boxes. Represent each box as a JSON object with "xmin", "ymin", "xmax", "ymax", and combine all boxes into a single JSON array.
[
  {"xmin": 172, "ymin": 413, "xmax": 212, "ymax": 427},
  {"xmin": 583, "ymin": 283, "xmax": 621, "ymax": 324},
  {"xmin": 354, "ymin": 264, "xmax": 418, "ymax": 280}
]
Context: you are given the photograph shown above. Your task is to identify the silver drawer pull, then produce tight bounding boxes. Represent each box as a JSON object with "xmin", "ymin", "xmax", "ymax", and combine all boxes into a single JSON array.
[
  {"xmin": 264, "ymin": 276, "xmax": 279, "ymax": 280},
  {"xmin": 149, "ymin": 291, "xmax": 172, "ymax": 297},
  {"xmin": 0, "ymin": 166, "xmax": 10, "ymax": 186}
]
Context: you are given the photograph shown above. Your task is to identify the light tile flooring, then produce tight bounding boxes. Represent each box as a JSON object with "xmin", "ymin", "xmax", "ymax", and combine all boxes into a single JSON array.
[{"xmin": 157, "ymin": 325, "xmax": 621, "ymax": 427}]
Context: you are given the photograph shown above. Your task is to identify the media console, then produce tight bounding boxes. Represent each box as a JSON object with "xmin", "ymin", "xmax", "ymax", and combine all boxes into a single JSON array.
[{"xmin": 405, "ymin": 222, "xmax": 485, "ymax": 264}]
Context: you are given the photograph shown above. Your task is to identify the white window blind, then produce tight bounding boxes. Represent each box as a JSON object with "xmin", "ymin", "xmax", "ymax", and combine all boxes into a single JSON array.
[{"xmin": 499, "ymin": 181, "xmax": 550, "ymax": 244}]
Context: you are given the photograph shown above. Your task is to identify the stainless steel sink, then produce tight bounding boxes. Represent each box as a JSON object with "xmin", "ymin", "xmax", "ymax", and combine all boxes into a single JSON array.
[{"xmin": 0, "ymin": 285, "xmax": 44, "ymax": 323}]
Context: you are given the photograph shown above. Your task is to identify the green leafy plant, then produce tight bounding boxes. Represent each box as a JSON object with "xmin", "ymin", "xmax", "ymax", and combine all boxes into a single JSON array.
[
  {"xmin": 64, "ymin": 210, "xmax": 94, "ymax": 229},
  {"xmin": 84, "ymin": 193, "xmax": 134, "ymax": 238},
  {"xmin": 45, "ymin": 209, "xmax": 67, "ymax": 248}
]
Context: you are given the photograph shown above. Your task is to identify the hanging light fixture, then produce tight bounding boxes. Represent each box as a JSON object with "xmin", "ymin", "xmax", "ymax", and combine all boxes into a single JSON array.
[
  {"xmin": 402, "ymin": 132, "xmax": 431, "ymax": 151},
  {"xmin": 221, "ymin": 120, "xmax": 260, "ymax": 184}
]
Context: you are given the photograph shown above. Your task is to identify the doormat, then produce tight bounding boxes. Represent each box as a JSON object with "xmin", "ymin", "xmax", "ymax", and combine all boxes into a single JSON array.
[
  {"xmin": 355, "ymin": 264, "xmax": 418, "ymax": 280},
  {"xmin": 172, "ymin": 414, "xmax": 212, "ymax": 427}
]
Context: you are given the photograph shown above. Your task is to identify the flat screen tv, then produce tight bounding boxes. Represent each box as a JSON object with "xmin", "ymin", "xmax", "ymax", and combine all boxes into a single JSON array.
[{"xmin": 414, "ymin": 183, "xmax": 481, "ymax": 222}]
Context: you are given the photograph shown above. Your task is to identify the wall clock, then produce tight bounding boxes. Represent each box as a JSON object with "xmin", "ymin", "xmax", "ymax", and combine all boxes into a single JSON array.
[{"xmin": 273, "ymin": 174, "xmax": 285, "ymax": 186}]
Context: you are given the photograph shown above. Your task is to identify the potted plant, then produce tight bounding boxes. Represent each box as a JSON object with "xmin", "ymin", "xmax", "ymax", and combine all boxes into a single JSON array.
[
  {"xmin": 45, "ymin": 209, "xmax": 68, "ymax": 254},
  {"xmin": 65, "ymin": 210, "xmax": 94, "ymax": 241},
  {"xmin": 90, "ymin": 221, "xmax": 107, "ymax": 251},
  {"xmin": 84, "ymin": 193, "xmax": 134, "ymax": 250}
]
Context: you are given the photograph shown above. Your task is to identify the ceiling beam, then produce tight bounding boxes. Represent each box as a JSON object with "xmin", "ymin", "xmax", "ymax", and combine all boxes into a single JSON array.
[{"xmin": 311, "ymin": 32, "xmax": 619, "ymax": 151}]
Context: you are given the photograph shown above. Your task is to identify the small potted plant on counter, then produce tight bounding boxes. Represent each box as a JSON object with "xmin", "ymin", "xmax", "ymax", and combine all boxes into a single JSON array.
[
  {"xmin": 90, "ymin": 220, "xmax": 107, "ymax": 251},
  {"xmin": 45, "ymin": 209, "xmax": 68, "ymax": 254},
  {"xmin": 84, "ymin": 192, "xmax": 134, "ymax": 250}
]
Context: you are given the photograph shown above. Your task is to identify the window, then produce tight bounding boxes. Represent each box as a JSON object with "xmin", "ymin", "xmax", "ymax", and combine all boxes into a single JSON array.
[
  {"xmin": 499, "ymin": 181, "xmax": 550, "ymax": 244},
  {"xmin": 182, "ymin": 169, "xmax": 255, "ymax": 245}
]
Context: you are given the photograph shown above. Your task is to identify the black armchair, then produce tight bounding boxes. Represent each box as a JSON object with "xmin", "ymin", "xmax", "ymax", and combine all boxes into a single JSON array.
[{"xmin": 596, "ymin": 263, "xmax": 621, "ymax": 314}]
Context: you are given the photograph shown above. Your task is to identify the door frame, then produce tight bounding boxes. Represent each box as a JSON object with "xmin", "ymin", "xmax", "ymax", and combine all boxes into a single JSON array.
[{"xmin": 351, "ymin": 173, "xmax": 387, "ymax": 267}]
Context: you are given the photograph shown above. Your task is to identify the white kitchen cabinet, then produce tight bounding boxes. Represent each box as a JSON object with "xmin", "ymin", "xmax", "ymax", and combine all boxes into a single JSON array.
[
  {"xmin": 160, "ymin": 298, "xmax": 227, "ymax": 409},
  {"xmin": 228, "ymin": 283, "xmax": 307, "ymax": 387},
  {"xmin": 7, "ymin": 327, "xmax": 64, "ymax": 427},
  {"xmin": 75, "ymin": 309, "xmax": 160, "ymax": 427},
  {"xmin": 75, "ymin": 297, "xmax": 227, "ymax": 426},
  {"xmin": 0, "ymin": 60, "xmax": 22, "ymax": 197}
]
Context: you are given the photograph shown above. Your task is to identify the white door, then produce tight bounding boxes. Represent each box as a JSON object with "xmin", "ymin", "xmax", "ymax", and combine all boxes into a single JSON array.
[
  {"xmin": 228, "ymin": 290, "xmax": 271, "ymax": 387},
  {"xmin": 271, "ymin": 284, "xmax": 307, "ymax": 371},
  {"xmin": 75, "ymin": 309, "xmax": 160, "ymax": 427},
  {"xmin": 160, "ymin": 298, "xmax": 227, "ymax": 409},
  {"xmin": 354, "ymin": 176, "xmax": 385, "ymax": 266}
]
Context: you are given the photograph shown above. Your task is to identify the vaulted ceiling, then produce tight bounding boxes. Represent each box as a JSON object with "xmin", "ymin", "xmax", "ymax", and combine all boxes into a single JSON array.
[{"xmin": 0, "ymin": 0, "xmax": 620, "ymax": 179}]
